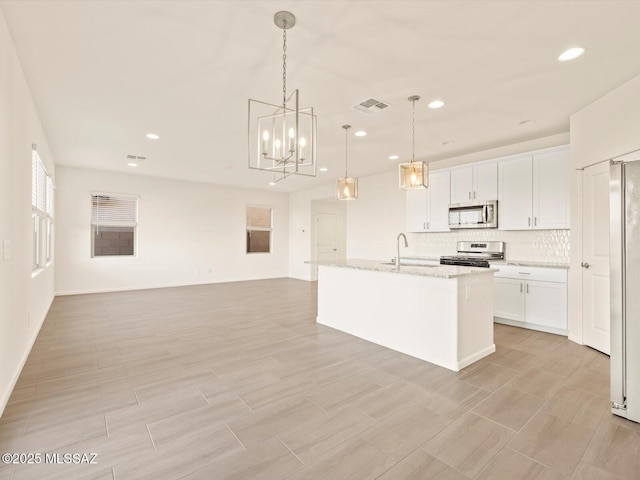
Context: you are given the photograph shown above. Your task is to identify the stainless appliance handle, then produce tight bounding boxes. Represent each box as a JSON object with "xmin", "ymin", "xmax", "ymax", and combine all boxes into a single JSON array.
[
  {"xmin": 610, "ymin": 162, "xmax": 625, "ymax": 407},
  {"xmin": 482, "ymin": 205, "xmax": 488, "ymax": 224}
]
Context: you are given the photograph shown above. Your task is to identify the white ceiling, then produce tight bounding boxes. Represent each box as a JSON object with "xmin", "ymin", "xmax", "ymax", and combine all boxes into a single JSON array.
[{"xmin": 2, "ymin": 0, "xmax": 640, "ymax": 193}]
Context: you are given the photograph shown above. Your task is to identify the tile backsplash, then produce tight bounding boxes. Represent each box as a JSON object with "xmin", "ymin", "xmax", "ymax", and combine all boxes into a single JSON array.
[{"xmin": 408, "ymin": 229, "xmax": 570, "ymax": 264}]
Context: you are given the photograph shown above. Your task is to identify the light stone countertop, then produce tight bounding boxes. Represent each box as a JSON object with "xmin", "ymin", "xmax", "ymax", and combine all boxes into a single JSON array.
[
  {"xmin": 310, "ymin": 259, "xmax": 497, "ymax": 279},
  {"xmin": 488, "ymin": 259, "xmax": 569, "ymax": 269}
]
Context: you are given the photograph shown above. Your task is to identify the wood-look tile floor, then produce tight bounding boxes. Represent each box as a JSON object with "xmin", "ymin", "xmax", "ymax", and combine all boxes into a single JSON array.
[{"xmin": 0, "ymin": 278, "xmax": 638, "ymax": 479}]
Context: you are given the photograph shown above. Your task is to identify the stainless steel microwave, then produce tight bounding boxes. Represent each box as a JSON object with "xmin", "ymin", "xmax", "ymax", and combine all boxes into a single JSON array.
[{"xmin": 448, "ymin": 200, "xmax": 498, "ymax": 229}]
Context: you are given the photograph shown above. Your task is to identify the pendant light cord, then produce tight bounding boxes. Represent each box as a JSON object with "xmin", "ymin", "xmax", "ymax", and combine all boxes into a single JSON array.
[
  {"xmin": 411, "ymin": 97, "xmax": 416, "ymax": 164},
  {"xmin": 345, "ymin": 127, "xmax": 349, "ymax": 178}
]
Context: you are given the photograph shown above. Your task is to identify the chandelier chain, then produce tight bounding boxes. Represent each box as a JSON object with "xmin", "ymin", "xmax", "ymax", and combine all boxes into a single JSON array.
[{"xmin": 282, "ymin": 25, "xmax": 287, "ymax": 108}]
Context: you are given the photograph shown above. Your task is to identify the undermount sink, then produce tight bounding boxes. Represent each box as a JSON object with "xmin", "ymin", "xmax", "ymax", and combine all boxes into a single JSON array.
[{"xmin": 380, "ymin": 261, "xmax": 436, "ymax": 267}]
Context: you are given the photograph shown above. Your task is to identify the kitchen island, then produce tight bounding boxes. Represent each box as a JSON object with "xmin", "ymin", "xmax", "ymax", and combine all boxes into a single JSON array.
[{"xmin": 314, "ymin": 259, "xmax": 497, "ymax": 371}]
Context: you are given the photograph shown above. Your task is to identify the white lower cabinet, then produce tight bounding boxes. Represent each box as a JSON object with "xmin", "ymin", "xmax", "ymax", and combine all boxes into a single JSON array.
[{"xmin": 491, "ymin": 265, "xmax": 568, "ymax": 335}]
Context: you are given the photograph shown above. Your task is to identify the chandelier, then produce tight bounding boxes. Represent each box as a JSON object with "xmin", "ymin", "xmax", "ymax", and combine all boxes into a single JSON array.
[
  {"xmin": 336, "ymin": 125, "xmax": 358, "ymax": 200},
  {"xmin": 248, "ymin": 11, "xmax": 317, "ymax": 183},
  {"xmin": 399, "ymin": 95, "xmax": 428, "ymax": 189}
]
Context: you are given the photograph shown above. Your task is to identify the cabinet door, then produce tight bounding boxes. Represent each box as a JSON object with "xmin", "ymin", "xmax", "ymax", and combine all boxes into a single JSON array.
[
  {"xmin": 533, "ymin": 149, "xmax": 570, "ymax": 229},
  {"xmin": 525, "ymin": 280, "xmax": 568, "ymax": 330},
  {"xmin": 427, "ymin": 171, "xmax": 450, "ymax": 232},
  {"xmin": 473, "ymin": 163, "xmax": 498, "ymax": 201},
  {"xmin": 498, "ymin": 156, "xmax": 533, "ymax": 230},
  {"xmin": 406, "ymin": 188, "xmax": 428, "ymax": 232},
  {"xmin": 494, "ymin": 278, "xmax": 525, "ymax": 321},
  {"xmin": 450, "ymin": 167, "xmax": 473, "ymax": 204}
]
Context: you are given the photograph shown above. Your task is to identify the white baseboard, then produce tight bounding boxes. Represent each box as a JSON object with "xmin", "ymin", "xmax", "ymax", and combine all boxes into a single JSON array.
[
  {"xmin": 494, "ymin": 317, "xmax": 568, "ymax": 336},
  {"xmin": 55, "ymin": 276, "xmax": 292, "ymax": 296},
  {"xmin": 457, "ymin": 344, "xmax": 496, "ymax": 370}
]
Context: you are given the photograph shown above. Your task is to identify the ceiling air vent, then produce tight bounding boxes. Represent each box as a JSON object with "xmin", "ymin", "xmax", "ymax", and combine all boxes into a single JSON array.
[{"xmin": 352, "ymin": 97, "xmax": 390, "ymax": 115}]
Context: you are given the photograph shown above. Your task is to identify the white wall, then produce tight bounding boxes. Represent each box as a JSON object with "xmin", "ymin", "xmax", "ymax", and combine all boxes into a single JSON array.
[
  {"xmin": 0, "ymin": 9, "xmax": 56, "ymax": 416},
  {"xmin": 569, "ymin": 72, "xmax": 640, "ymax": 344},
  {"xmin": 55, "ymin": 167, "xmax": 290, "ymax": 294},
  {"xmin": 571, "ymin": 74, "xmax": 640, "ymax": 170},
  {"xmin": 346, "ymin": 170, "xmax": 406, "ymax": 261}
]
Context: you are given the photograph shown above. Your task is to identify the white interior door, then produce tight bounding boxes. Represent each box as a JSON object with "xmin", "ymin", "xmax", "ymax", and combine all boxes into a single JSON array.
[
  {"xmin": 582, "ymin": 161, "xmax": 611, "ymax": 354},
  {"xmin": 317, "ymin": 212, "xmax": 338, "ymax": 263}
]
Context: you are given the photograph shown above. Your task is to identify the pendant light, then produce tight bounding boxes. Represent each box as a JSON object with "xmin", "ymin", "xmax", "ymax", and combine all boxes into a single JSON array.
[
  {"xmin": 336, "ymin": 125, "xmax": 358, "ymax": 200},
  {"xmin": 248, "ymin": 11, "xmax": 317, "ymax": 184},
  {"xmin": 399, "ymin": 95, "xmax": 428, "ymax": 189}
]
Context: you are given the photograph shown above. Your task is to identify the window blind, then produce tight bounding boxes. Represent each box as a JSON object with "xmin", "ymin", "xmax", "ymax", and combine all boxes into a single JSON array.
[
  {"xmin": 246, "ymin": 206, "xmax": 272, "ymax": 229},
  {"xmin": 91, "ymin": 193, "xmax": 138, "ymax": 227},
  {"xmin": 32, "ymin": 150, "xmax": 51, "ymax": 215}
]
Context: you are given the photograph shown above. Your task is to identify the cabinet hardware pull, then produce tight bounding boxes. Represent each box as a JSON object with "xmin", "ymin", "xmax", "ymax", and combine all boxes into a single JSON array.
[
  {"xmin": 526, "ymin": 284, "xmax": 529, "ymax": 294},
  {"xmin": 534, "ymin": 217, "xmax": 537, "ymax": 226},
  {"xmin": 427, "ymin": 222, "xmax": 430, "ymax": 230},
  {"xmin": 517, "ymin": 272, "xmax": 530, "ymax": 275},
  {"xmin": 473, "ymin": 191, "xmax": 476, "ymax": 199},
  {"xmin": 423, "ymin": 222, "xmax": 426, "ymax": 230},
  {"xmin": 581, "ymin": 262, "xmax": 590, "ymax": 269},
  {"xmin": 528, "ymin": 217, "xmax": 531, "ymax": 226},
  {"xmin": 520, "ymin": 283, "xmax": 523, "ymax": 293},
  {"xmin": 468, "ymin": 191, "xmax": 471, "ymax": 200}
]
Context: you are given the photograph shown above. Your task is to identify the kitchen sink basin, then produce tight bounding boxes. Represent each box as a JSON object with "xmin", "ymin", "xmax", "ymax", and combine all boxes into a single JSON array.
[{"xmin": 380, "ymin": 262, "xmax": 436, "ymax": 267}]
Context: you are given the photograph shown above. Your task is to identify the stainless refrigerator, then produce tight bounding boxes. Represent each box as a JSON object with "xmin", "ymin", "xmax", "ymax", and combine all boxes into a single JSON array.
[{"xmin": 611, "ymin": 158, "xmax": 640, "ymax": 423}]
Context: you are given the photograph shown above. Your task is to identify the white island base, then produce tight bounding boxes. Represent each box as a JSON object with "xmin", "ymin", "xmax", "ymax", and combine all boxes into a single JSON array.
[{"xmin": 317, "ymin": 263, "xmax": 496, "ymax": 372}]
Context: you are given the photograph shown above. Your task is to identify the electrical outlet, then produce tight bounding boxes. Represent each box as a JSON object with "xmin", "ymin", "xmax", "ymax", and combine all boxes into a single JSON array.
[{"xmin": 2, "ymin": 240, "xmax": 10, "ymax": 260}]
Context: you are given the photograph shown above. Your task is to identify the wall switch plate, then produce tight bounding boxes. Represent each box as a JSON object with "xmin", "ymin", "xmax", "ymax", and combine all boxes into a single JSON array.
[{"xmin": 3, "ymin": 240, "xmax": 10, "ymax": 260}]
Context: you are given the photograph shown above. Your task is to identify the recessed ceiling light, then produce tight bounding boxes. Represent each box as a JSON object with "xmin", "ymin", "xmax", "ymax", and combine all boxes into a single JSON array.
[
  {"xmin": 127, "ymin": 162, "xmax": 138, "ymax": 167},
  {"xmin": 428, "ymin": 100, "xmax": 445, "ymax": 109},
  {"xmin": 519, "ymin": 119, "xmax": 536, "ymax": 126},
  {"xmin": 558, "ymin": 47, "xmax": 586, "ymax": 62},
  {"xmin": 354, "ymin": 130, "xmax": 367, "ymax": 137},
  {"xmin": 146, "ymin": 133, "xmax": 159, "ymax": 140},
  {"xmin": 441, "ymin": 140, "xmax": 455, "ymax": 146},
  {"xmin": 389, "ymin": 155, "xmax": 399, "ymax": 160},
  {"xmin": 268, "ymin": 181, "xmax": 277, "ymax": 186},
  {"xmin": 319, "ymin": 167, "xmax": 329, "ymax": 172}
]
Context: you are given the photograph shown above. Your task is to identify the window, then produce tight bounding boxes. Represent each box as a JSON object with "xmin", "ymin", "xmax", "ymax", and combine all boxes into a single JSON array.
[
  {"xmin": 91, "ymin": 193, "xmax": 138, "ymax": 257},
  {"xmin": 31, "ymin": 149, "xmax": 53, "ymax": 270},
  {"xmin": 45, "ymin": 176, "xmax": 54, "ymax": 263},
  {"xmin": 246, "ymin": 206, "xmax": 272, "ymax": 254}
]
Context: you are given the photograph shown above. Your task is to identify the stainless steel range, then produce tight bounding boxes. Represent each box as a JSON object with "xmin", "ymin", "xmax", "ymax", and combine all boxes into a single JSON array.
[{"xmin": 440, "ymin": 241, "xmax": 505, "ymax": 268}]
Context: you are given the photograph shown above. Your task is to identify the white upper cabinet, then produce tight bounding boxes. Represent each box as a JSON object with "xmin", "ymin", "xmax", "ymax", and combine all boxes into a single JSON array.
[
  {"xmin": 428, "ymin": 170, "xmax": 451, "ymax": 232},
  {"xmin": 450, "ymin": 168, "xmax": 473, "ymax": 203},
  {"xmin": 498, "ymin": 155, "xmax": 534, "ymax": 230},
  {"xmin": 405, "ymin": 170, "xmax": 450, "ymax": 233},
  {"xmin": 533, "ymin": 149, "xmax": 570, "ymax": 229},
  {"xmin": 406, "ymin": 188, "xmax": 428, "ymax": 232},
  {"xmin": 498, "ymin": 147, "xmax": 570, "ymax": 230},
  {"xmin": 450, "ymin": 163, "xmax": 497, "ymax": 203}
]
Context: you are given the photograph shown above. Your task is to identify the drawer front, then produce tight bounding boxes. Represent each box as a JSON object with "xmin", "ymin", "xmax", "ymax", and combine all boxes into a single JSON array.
[{"xmin": 490, "ymin": 264, "xmax": 567, "ymax": 283}]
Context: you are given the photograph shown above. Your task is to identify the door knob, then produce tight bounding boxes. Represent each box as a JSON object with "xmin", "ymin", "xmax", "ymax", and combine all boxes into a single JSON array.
[{"xmin": 581, "ymin": 262, "xmax": 590, "ymax": 269}]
